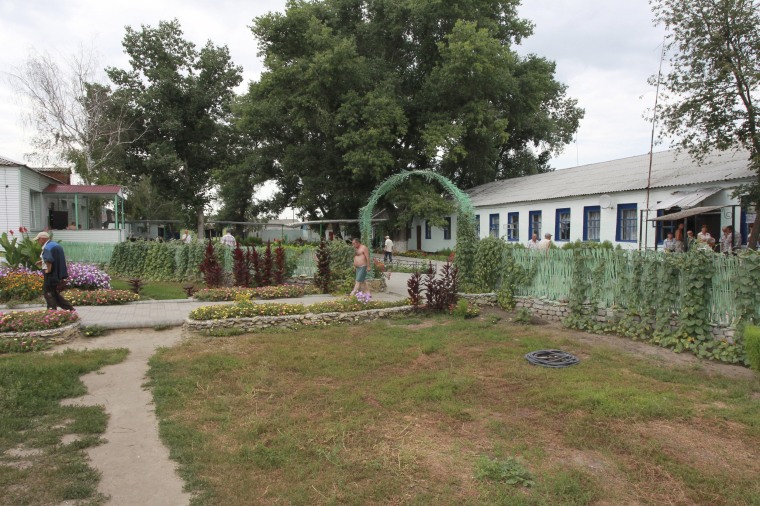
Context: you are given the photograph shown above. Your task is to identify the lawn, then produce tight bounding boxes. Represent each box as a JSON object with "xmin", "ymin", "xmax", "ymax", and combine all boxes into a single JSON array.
[
  {"xmin": 148, "ymin": 312, "xmax": 760, "ymax": 505},
  {"xmin": 0, "ymin": 348, "xmax": 128, "ymax": 505},
  {"xmin": 110, "ymin": 279, "xmax": 189, "ymax": 300}
]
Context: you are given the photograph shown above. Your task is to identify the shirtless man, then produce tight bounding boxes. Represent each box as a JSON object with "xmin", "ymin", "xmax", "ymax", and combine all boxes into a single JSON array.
[{"xmin": 350, "ymin": 237, "xmax": 370, "ymax": 297}]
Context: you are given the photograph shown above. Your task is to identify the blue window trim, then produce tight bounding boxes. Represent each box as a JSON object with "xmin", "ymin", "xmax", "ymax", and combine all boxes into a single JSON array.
[
  {"xmin": 474, "ymin": 214, "xmax": 480, "ymax": 238},
  {"xmin": 583, "ymin": 206, "xmax": 601, "ymax": 242},
  {"xmin": 507, "ymin": 212, "xmax": 519, "ymax": 241},
  {"xmin": 443, "ymin": 217, "xmax": 452, "ymax": 240},
  {"xmin": 528, "ymin": 210, "xmax": 541, "ymax": 239},
  {"xmin": 555, "ymin": 208, "xmax": 571, "ymax": 242},
  {"xmin": 489, "ymin": 213, "xmax": 499, "ymax": 238},
  {"xmin": 424, "ymin": 220, "xmax": 431, "ymax": 239},
  {"xmin": 616, "ymin": 203, "xmax": 638, "ymax": 242}
]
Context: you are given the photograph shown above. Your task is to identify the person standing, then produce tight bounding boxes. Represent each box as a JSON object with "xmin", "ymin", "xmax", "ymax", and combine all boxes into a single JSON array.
[
  {"xmin": 527, "ymin": 233, "xmax": 539, "ymax": 250},
  {"xmin": 350, "ymin": 237, "xmax": 370, "ymax": 297},
  {"xmin": 34, "ymin": 232, "xmax": 74, "ymax": 311},
  {"xmin": 181, "ymin": 229, "xmax": 193, "ymax": 244},
  {"xmin": 220, "ymin": 230, "xmax": 236, "ymax": 247},
  {"xmin": 720, "ymin": 225, "xmax": 742, "ymax": 254},
  {"xmin": 383, "ymin": 235, "xmax": 394, "ymax": 263},
  {"xmin": 538, "ymin": 232, "xmax": 552, "ymax": 252}
]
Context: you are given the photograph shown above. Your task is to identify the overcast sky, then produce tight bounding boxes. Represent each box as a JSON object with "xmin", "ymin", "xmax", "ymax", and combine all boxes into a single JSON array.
[{"xmin": 0, "ymin": 0, "xmax": 667, "ymax": 171}]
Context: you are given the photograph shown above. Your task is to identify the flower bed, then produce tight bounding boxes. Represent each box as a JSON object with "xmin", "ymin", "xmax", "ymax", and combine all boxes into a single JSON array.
[
  {"xmin": 0, "ymin": 268, "xmax": 43, "ymax": 302},
  {"xmin": 63, "ymin": 289, "xmax": 140, "ymax": 306},
  {"xmin": 0, "ymin": 310, "xmax": 79, "ymax": 333},
  {"xmin": 64, "ymin": 263, "xmax": 111, "ymax": 290},
  {"xmin": 189, "ymin": 297, "xmax": 408, "ymax": 321},
  {"xmin": 0, "ymin": 336, "xmax": 51, "ymax": 353},
  {"xmin": 193, "ymin": 284, "xmax": 318, "ymax": 302}
]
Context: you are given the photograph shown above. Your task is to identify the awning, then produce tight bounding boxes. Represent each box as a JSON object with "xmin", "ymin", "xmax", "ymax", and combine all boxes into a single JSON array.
[
  {"xmin": 649, "ymin": 206, "xmax": 722, "ymax": 222},
  {"xmin": 655, "ymin": 187, "xmax": 722, "ymax": 210}
]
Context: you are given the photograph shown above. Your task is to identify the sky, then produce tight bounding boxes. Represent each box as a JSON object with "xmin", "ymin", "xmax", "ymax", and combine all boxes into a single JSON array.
[{"xmin": 0, "ymin": 0, "xmax": 668, "ymax": 173}]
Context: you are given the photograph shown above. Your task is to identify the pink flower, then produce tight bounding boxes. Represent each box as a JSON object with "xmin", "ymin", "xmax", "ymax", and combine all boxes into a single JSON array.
[{"xmin": 8, "ymin": 230, "xmax": 13, "ymax": 236}]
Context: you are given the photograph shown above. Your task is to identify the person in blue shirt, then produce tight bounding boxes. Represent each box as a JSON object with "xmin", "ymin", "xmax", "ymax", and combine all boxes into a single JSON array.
[{"xmin": 34, "ymin": 231, "xmax": 74, "ymax": 311}]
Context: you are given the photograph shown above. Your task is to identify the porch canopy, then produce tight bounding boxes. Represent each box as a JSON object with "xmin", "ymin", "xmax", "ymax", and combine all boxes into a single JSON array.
[
  {"xmin": 42, "ymin": 184, "xmax": 125, "ymax": 231},
  {"xmin": 648, "ymin": 206, "xmax": 722, "ymax": 222}
]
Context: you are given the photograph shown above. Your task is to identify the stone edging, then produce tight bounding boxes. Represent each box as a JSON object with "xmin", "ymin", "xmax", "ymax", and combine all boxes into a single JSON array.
[
  {"xmin": 0, "ymin": 322, "xmax": 81, "ymax": 344},
  {"xmin": 458, "ymin": 292, "xmax": 736, "ymax": 341},
  {"xmin": 185, "ymin": 305, "xmax": 414, "ymax": 332}
]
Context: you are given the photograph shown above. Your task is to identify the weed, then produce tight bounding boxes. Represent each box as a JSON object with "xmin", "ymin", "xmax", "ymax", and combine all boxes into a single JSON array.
[
  {"xmin": 203, "ymin": 327, "xmax": 245, "ymax": 337},
  {"xmin": 81, "ymin": 325, "xmax": 108, "ymax": 337},
  {"xmin": 475, "ymin": 455, "xmax": 534, "ymax": 487},
  {"xmin": 514, "ymin": 308, "xmax": 533, "ymax": 325},
  {"xmin": 153, "ymin": 324, "xmax": 173, "ymax": 331}
]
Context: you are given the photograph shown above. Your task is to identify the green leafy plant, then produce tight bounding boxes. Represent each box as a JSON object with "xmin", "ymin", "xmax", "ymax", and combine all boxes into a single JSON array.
[
  {"xmin": 475, "ymin": 456, "xmax": 534, "ymax": 487},
  {"xmin": 450, "ymin": 299, "xmax": 479, "ymax": 319},
  {"xmin": 514, "ymin": 307, "xmax": 533, "ymax": 325},
  {"xmin": 744, "ymin": 325, "xmax": 760, "ymax": 372},
  {"xmin": 473, "ymin": 236, "xmax": 505, "ymax": 292},
  {"xmin": 81, "ymin": 325, "xmax": 108, "ymax": 337},
  {"xmin": 0, "ymin": 336, "xmax": 51, "ymax": 353}
]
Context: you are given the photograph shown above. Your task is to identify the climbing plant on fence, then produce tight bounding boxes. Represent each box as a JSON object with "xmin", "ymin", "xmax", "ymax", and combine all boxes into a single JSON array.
[{"xmin": 358, "ymin": 170, "xmax": 478, "ymax": 283}]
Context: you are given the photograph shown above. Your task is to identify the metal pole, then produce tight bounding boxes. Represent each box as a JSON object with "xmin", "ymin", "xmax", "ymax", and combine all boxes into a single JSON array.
[
  {"xmin": 644, "ymin": 43, "xmax": 666, "ymax": 251},
  {"xmin": 74, "ymin": 194, "xmax": 79, "ymax": 229}
]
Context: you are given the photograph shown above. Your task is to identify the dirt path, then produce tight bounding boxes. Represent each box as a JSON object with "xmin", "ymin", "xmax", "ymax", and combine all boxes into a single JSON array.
[{"xmin": 58, "ymin": 328, "xmax": 191, "ymax": 506}]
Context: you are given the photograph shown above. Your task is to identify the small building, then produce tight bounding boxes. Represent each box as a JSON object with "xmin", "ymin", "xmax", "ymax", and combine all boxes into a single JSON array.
[
  {"xmin": 411, "ymin": 149, "xmax": 755, "ymax": 251},
  {"xmin": 0, "ymin": 155, "xmax": 127, "ymax": 244}
]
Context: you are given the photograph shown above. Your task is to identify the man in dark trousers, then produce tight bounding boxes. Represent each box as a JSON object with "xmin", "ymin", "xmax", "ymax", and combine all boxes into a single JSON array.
[{"xmin": 34, "ymin": 232, "xmax": 75, "ymax": 311}]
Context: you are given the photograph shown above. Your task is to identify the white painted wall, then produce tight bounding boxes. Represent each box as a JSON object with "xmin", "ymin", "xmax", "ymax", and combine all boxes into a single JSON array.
[
  {"xmin": 411, "ymin": 183, "xmax": 746, "ymax": 252},
  {"xmin": 0, "ymin": 168, "xmax": 20, "ymax": 235}
]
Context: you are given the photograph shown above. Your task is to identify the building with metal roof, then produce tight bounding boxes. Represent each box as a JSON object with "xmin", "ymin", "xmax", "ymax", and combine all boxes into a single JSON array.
[{"xmin": 410, "ymin": 149, "xmax": 755, "ymax": 252}]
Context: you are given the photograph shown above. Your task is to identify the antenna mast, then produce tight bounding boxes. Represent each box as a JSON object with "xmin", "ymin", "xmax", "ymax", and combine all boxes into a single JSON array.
[{"xmin": 643, "ymin": 43, "xmax": 666, "ymax": 250}]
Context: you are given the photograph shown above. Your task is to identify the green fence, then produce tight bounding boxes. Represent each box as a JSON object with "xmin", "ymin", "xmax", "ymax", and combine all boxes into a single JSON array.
[
  {"xmin": 62, "ymin": 242, "xmax": 117, "ymax": 265},
  {"xmin": 502, "ymin": 249, "xmax": 759, "ymax": 326}
]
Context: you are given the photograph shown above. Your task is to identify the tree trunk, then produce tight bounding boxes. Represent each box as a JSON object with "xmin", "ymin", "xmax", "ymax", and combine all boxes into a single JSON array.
[
  {"xmin": 749, "ymin": 207, "xmax": 760, "ymax": 251},
  {"xmin": 196, "ymin": 208, "xmax": 205, "ymax": 241}
]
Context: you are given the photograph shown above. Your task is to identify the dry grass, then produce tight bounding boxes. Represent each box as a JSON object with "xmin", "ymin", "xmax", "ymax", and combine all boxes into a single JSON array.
[{"xmin": 148, "ymin": 310, "xmax": 760, "ymax": 505}]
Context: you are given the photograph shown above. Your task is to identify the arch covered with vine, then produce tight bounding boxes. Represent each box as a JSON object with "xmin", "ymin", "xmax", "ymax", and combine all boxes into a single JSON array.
[{"xmin": 359, "ymin": 170, "xmax": 478, "ymax": 280}]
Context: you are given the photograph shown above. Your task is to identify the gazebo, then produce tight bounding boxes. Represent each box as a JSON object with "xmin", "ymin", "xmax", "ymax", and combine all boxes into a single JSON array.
[{"xmin": 40, "ymin": 184, "xmax": 127, "ymax": 242}]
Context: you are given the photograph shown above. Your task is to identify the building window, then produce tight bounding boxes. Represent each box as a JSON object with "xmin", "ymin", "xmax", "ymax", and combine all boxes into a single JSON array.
[
  {"xmin": 656, "ymin": 209, "xmax": 678, "ymax": 243},
  {"xmin": 443, "ymin": 217, "xmax": 452, "ymax": 240},
  {"xmin": 616, "ymin": 203, "xmax": 638, "ymax": 242},
  {"xmin": 529, "ymin": 211, "xmax": 541, "ymax": 239},
  {"xmin": 475, "ymin": 214, "xmax": 480, "ymax": 237},
  {"xmin": 29, "ymin": 191, "xmax": 42, "ymax": 230},
  {"xmin": 556, "ymin": 208, "xmax": 571, "ymax": 241},
  {"xmin": 584, "ymin": 206, "xmax": 601, "ymax": 242},
  {"xmin": 425, "ymin": 220, "xmax": 431, "ymax": 239},
  {"xmin": 506, "ymin": 212, "xmax": 519, "ymax": 241},
  {"xmin": 489, "ymin": 213, "xmax": 500, "ymax": 238}
]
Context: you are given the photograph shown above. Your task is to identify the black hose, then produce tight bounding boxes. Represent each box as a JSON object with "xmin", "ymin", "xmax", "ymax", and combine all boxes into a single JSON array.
[{"xmin": 524, "ymin": 349, "xmax": 580, "ymax": 368}]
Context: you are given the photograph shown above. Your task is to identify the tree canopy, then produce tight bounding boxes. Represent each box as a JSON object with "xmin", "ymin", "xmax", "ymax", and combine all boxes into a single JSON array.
[
  {"xmin": 652, "ymin": 0, "xmax": 760, "ymax": 248},
  {"xmin": 107, "ymin": 19, "xmax": 243, "ymax": 235},
  {"xmin": 241, "ymin": 0, "xmax": 583, "ymax": 220}
]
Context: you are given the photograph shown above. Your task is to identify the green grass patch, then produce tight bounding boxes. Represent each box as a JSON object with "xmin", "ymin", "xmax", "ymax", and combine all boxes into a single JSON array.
[
  {"xmin": 148, "ymin": 317, "xmax": 760, "ymax": 505},
  {"xmin": 0, "ymin": 348, "xmax": 128, "ymax": 505},
  {"xmin": 110, "ymin": 279, "xmax": 188, "ymax": 300}
]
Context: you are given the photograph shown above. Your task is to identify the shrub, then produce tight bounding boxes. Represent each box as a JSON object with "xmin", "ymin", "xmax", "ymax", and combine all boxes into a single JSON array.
[
  {"xmin": 274, "ymin": 243, "xmax": 286, "ymax": 285},
  {"xmin": 314, "ymin": 241, "xmax": 331, "ymax": 294},
  {"xmin": 0, "ymin": 227, "xmax": 43, "ymax": 269},
  {"xmin": 474, "ymin": 456, "xmax": 534, "ymax": 487},
  {"xmin": 423, "ymin": 262, "xmax": 459, "ymax": 312},
  {"xmin": 64, "ymin": 263, "xmax": 111, "ymax": 290},
  {"xmin": 0, "ymin": 309, "xmax": 79, "ymax": 333},
  {"xmin": 407, "ymin": 271, "xmax": 422, "ymax": 308},
  {"xmin": 199, "ymin": 240, "xmax": 223, "ymax": 288},
  {"xmin": 262, "ymin": 241, "xmax": 274, "ymax": 286},
  {"xmin": 64, "ymin": 289, "xmax": 140, "ymax": 306},
  {"xmin": 0, "ymin": 269, "xmax": 43, "ymax": 302},
  {"xmin": 514, "ymin": 308, "xmax": 533, "ymax": 325},
  {"xmin": 232, "ymin": 244, "xmax": 251, "ymax": 287},
  {"xmin": 450, "ymin": 299, "xmax": 480, "ymax": 319},
  {"xmin": 745, "ymin": 325, "xmax": 760, "ymax": 372},
  {"xmin": 474, "ymin": 236, "xmax": 505, "ymax": 292}
]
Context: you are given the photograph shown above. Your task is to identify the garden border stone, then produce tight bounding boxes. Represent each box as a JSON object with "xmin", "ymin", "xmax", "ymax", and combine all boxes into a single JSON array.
[
  {"xmin": 185, "ymin": 305, "xmax": 414, "ymax": 332},
  {"xmin": 0, "ymin": 322, "xmax": 81, "ymax": 345}
]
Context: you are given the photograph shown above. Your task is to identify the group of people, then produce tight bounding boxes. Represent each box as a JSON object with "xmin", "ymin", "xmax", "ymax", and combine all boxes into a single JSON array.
[
  {"xmin": 527, "ymin": 232, "xmax": 553, "ymax": 251},
  {"xmin": 663, "ymin": 224, "xmax": 742, "ymax": 254}
]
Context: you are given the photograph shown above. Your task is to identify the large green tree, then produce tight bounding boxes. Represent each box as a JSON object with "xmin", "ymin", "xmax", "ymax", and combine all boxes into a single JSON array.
[
  {"xmin": 652, "ymin": 0, "xmax": 760, "ymax": 249},
  {"xmin": 241, "ymin": 0, "xmax": 583, "ymax": 220},
  {"xmin": 107, "ymin": 19, "xmax": 243, "ymax": 235}
]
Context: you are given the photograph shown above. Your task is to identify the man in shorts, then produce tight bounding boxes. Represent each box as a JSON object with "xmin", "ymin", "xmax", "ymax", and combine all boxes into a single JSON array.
[{"xmin": 350, "ymin": 237, "xmax": 370, "ymax": 297}]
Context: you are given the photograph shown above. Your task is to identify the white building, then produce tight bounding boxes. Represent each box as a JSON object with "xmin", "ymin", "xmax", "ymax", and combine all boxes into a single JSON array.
[
  {"xmin": 410, "ymin": 149, "xmax": 755, "ymax": 251},
  {"xmin": 0, "ymin": 155, "xmax": 128, "ymax": 243}
]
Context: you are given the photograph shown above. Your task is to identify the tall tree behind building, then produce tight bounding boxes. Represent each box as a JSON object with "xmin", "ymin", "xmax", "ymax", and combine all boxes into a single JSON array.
[{"xmin": 241, "ymin": 0, "xmax": 583, "ymax": 220}]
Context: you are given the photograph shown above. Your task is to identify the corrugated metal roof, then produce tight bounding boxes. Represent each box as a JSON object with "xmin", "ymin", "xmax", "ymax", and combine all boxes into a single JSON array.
[
  {"xmin": 655, "ymin": 187, "xmax": 722, "ymax": 210},
  {"xmin": 0, "ymin": 155, "xmax": 27, "ymax": 167},
  {"xmin": 467, "ymin": 149, "xmax": 754, "ymax": 207},
  {"xmin": 42, "ymin": 184, "xmax": 122, "ymax": 195},
  {"xmin": 649, "ymin": 206, "xmax": 722, "ymax": 221}
]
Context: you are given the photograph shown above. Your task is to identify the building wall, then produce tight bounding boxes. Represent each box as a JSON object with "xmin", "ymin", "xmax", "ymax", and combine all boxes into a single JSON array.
[
  {"xmin": 19, "ymin": 166, "xmax": 55, "ymax": 230},
  {"xmin": 411, "ymin": 183, "xmax": 745, "ymax": 252},
  {"xmin": 0, "ymin": 168, "xmax": 21, "ymax": 235}
]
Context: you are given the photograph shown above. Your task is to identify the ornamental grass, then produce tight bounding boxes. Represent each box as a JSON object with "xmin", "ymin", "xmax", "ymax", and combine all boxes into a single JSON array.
[
  {"xmin": 63, "ymin": 289, "xmax": 140, "ymax": 306},
  {"xmin": 188, "ymin": 297, "xmax": 409, "ymax": 321},
  {"xmin": 0, "ymin": 309, "xmax": 79, "ymax": 333}
]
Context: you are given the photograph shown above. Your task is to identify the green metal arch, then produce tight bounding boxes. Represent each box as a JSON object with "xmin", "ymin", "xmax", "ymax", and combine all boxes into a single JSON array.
[{"xmin": 359, "ymin": 170, "xmax": 478, "ymax": 279}]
